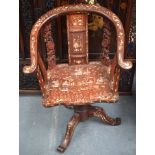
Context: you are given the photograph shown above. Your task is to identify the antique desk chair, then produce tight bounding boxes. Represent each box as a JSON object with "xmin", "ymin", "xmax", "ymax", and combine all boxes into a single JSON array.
[{"xmin": 23, "ymin": 4, "xmax": 132, "ymax": 153}]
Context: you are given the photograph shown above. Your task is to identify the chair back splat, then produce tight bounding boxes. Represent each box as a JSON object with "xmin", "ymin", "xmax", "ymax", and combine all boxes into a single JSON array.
[{"xmin": 67, "ymin": 13, "xmax": 88, "ymax": 65}]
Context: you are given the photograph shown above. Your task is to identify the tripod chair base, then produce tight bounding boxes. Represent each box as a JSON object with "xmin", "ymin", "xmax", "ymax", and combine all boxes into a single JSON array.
[{"xmin": 57, "ymin": 105, "xmax": 121, "ymax": 153}]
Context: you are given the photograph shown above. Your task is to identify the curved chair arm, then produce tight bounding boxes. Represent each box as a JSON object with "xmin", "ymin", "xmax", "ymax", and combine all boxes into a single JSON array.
[{"xmin": 23, "ymin": 4, "xmax": 132, "ymax": 74}]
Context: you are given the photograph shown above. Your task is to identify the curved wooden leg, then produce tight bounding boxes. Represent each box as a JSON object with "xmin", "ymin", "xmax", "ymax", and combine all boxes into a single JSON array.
[
  {"xmin": 89, "ymin": 106, "xmax": 121, "ymax": 126},
  {"xmin": 57, "ymin": 113, "xmax": 80, "ymax": 153}
]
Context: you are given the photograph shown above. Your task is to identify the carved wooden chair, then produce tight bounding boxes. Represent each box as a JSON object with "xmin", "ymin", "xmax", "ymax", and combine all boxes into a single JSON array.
[{"xmin": 23, "ymin": 4, "xmax": 132, "ymax": 153}]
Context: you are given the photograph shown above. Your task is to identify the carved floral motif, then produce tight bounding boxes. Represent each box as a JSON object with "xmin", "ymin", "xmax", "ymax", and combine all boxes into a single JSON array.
[
  {"xmin": 101, "ymin": 20, "xmax": 112, "ymax": 66},
  {"xmin": 43, "ymin": 22, "xmax": 56, "ymax": 70},
  {"xmin": 23, "ymin": 4, "xmax": 132, "ymax": 74}
]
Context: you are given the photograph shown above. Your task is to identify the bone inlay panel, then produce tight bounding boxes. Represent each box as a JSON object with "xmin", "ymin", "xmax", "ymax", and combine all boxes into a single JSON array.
[{"xmin": 67, "ymin": 13, "xmax": 88, "ymax": 65}]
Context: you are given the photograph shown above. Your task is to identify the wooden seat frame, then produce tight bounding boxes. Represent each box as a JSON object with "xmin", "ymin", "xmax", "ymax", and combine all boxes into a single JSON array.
[{"xmin": 23, "ymin": 4, "xmax": 132, "ymax": 153}]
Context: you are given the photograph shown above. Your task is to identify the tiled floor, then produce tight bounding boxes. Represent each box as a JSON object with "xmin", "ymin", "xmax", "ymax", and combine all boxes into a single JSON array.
[{"xmin": 19, "ymin": 95, "xmax": 136, "ymax": 155}]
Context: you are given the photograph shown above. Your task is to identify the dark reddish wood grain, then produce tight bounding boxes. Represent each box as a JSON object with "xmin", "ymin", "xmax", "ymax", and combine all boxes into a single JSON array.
[
  {"xmin": 57, "ymin": 105, "xmax": 121, "ymax": 152},
  {"xmin": 23, "ymin": 4, "xmax": 132, "ymax": 74},
  {"xmin": 23, "ymin": 4, "xmax": 133, "ymax": 152}
]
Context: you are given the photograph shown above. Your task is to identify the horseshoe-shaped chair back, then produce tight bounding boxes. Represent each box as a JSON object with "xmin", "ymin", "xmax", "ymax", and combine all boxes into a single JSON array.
[{"xmin": 23, "ymin": 4, "xmax": 132, "ymax": 74}]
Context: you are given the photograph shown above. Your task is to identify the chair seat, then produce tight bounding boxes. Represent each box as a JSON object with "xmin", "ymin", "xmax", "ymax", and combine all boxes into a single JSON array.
[{"xmin": 43, "ymin": 61, "xmax": 119, "ymax": 107}]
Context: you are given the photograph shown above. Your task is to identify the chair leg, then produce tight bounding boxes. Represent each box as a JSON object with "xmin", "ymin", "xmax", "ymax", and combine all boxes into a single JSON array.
[
  {"xmin": 88, "ymin": 106, "xmax": 121, "ymax": 126},
  {"xmin": 57, "ymin": 105, "xmax": 121, "ymax": 152},
  {"xmin": 57, "ymin": 113, "xmax": 80, "ymax": 153}
]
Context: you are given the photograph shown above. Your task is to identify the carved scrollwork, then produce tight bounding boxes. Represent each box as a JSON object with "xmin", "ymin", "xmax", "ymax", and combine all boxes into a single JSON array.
[
  {"xmin": 43, "ymin": 22, "xmax": 56, "ymax": 70},
  {"xmin": 89, "ymin": 107, "xmax": 121, "ymax": 125},
  {"xmin": 23, "ymin": 4, "xmax": 132, "ymax": 74},
  {"xmin": 101, "ymin": 20, "xmax": 112, "ymax": 66}
]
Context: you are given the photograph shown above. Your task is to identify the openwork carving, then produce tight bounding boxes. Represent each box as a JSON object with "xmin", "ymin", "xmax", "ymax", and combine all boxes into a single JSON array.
[
  {"xmin": 23, "ymin": 4, "xmax": 132, "ymax": 74},
  {"xmin": 101, "ymin": 20, "xmax": 112, "ymax": 66},
  {"xmin": 43, "ymin": 22, "xmax": 56, "ymax": 70}
]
